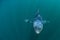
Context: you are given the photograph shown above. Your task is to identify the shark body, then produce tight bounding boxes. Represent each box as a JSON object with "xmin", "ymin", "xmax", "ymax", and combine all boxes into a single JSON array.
[{"xmin": 25, "ymin": 9, "xmax": 49, "ymax": 34}]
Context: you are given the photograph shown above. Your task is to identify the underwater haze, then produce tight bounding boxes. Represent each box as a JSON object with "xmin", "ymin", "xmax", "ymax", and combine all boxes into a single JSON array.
[{"xmin": 0, "ymin": 0, "xmax": 60, "ymax": 40}]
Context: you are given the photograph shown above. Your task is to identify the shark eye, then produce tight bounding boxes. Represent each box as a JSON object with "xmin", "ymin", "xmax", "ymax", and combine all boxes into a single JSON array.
[{"xmin": 34, "ymin": 26, "xmax": 41, "ymax": 30}]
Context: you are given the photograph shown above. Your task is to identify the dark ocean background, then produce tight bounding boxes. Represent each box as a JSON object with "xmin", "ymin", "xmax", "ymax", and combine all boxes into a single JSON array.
[{"xmin": 0, "ymin": 0, "xmax": 60, "ymax": 40}]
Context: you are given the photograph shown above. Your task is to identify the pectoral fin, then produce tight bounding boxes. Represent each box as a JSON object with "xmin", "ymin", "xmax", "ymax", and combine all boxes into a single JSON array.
[
  {"xmin": 42, "ymin": 20, "xmax": 50, "ymax": 24},
  {"xmin": 24, "ymin": 19, "xmax": 29, "ymax": 23},
  {"xmin": 24, "ymin": 19, "xmax": 33, "ymax": 23}
]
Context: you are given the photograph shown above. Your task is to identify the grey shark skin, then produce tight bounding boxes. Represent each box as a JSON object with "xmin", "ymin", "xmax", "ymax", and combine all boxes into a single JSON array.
[{"xmin": 25, "ymin": 9, "xmax": 49, "ymax": 34}]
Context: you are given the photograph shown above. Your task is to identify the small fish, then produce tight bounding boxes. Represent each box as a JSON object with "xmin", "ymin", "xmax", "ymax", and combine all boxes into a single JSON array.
[{"xmin": 24, "ymin": 9, "xmax": 50, "ymax": 34}]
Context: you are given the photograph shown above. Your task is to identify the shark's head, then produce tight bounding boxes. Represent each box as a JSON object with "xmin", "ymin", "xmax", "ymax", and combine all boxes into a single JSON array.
[{"xmin": 33, "ymin": 19, "xmax": 43, "ymax": 34}]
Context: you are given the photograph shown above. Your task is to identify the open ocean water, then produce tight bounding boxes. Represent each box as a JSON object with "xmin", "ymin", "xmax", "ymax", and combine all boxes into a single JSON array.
[{"xmin": 0, "ymin": 0, "xmax": 60, "ymax": 40}]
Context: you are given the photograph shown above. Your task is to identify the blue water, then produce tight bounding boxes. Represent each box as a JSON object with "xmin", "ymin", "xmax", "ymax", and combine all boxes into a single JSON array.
[{"xmin": 0, "ymin": 0, "xmax": 60, "ymax": 40}]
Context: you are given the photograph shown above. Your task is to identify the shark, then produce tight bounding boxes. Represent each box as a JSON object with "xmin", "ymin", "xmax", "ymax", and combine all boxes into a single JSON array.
[{"xmin": 24, "ymin": 9, "xmax": 50, "ymax": 34}]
